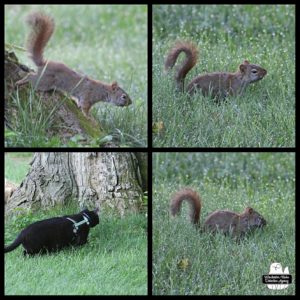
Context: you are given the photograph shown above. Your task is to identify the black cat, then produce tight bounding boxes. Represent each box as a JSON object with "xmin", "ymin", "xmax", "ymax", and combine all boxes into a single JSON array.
[{"xmin": 5, "ymin": 208, "xmax": 99, "ymax": 256}]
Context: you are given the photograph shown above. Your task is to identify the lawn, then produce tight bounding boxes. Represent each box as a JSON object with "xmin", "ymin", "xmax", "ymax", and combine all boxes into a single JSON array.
[
  {"xmin": 152, "ymin": 152, "xmax": 295, "ymax": 295},
  {"xmin": 5, "ymin": 152, "xmax": 33, "ymax": 184},
  {"xmin": 5, "ymin": 210, "xmax": 147, "ymax": 295},
  {"xmin": 152, "ymin": 5, "xmax": 295, "ymax": 147},
  {"xmin": 5, "ymin": 4, "xmax": 147, "ymax": 147}
]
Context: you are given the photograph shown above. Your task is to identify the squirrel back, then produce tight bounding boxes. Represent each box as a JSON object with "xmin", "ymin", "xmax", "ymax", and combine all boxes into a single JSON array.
[
  {"xmin": 26, "ymin": 12, "xmax": 54, "ymax": 66},
  {"xmin": 170, "ymin": 188, "xmax": 266, "ymax": 236},
  {"xmin": 164, "ymin": 41, "xmax": 198, "ymax": 92}
]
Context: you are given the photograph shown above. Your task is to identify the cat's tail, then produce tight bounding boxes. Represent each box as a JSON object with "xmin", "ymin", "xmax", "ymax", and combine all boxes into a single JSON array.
[{"xmin": 4, "ymin": 233, "xmax": 23, "ymax": 253}]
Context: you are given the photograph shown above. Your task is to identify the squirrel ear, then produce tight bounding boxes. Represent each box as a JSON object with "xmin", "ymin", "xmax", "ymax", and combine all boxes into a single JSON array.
[
  {"xmin": 246, "ymin": 207, "xmax": 253, "ymax": 214},
  {"xmin": 239, "ymin": 64, "xmax": 246, "ymax": 73},
  {"xmin": 239, "ymin": 60, "xmax": 250, "ymax": 72},
  {"xmin": 112, "ymin": 81, "xmax": 119, "ymax": 90}
]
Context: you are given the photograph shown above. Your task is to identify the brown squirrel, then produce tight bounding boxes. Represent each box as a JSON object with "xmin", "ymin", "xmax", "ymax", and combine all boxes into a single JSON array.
[
  {"xmin": 16, "ymin": 12, "xmax": 132, "ymax": 117},
  {"xmin": 165, "ymin": 41, "xmax": 267, "ymax": 98},
  {"xmin": 170, "ymin": 188, "xmax": 266, "ymax": 237}
]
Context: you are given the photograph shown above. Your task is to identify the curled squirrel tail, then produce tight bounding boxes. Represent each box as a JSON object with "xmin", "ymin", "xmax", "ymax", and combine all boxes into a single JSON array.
[
  {"xmin": 26, "ymin": 12, "xmax": 54, "ymax": 67},
  {"xmin": 170, "ymin": 188, "xmax": 201, "ymax": 224},
  {"xmin": 164, "ymin": 41, "xmax": 198, "ymax": 92}
]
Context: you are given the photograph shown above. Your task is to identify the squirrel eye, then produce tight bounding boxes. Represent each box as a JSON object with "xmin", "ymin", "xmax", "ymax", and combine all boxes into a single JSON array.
[
  {"xmin": 251, "ymin": 69, "xmax": 258, "ymax": 74},
  {"xmin": 121, "ymin": 94, "xmax": 127, "ymax": 100}
]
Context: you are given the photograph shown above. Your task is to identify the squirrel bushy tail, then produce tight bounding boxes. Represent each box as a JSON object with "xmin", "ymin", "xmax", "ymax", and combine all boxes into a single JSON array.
[
  {"xmin": 170, "ymin": 188, "xmax": 201, "ymax": 224},
  {"xmin": 164, "ymin": 41, "xmax": 198, "ymax": 92},
  {"xmin": 26, "ymin": 12, "xmax": 54, "ymax": 66}
]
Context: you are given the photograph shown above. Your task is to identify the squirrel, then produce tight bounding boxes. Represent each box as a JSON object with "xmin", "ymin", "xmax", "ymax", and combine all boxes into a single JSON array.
[
  {"xmin": 165, "ymin": 41, "xmax": 267, "ymax": 98},
  {"xmin": 170, "ymin": 188, "xmax": 266, "ymax": 237},
  {"xmin": 16, "ymin": 12, "xmax": 132, "ymax": 117}
]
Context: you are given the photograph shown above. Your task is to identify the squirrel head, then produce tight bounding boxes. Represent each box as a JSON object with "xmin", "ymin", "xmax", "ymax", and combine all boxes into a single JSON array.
[
  {"xmin": 239, "ymin": 60, "xmax": 267, "ymax": 83},
  {"xmin": 243, "ymin": 207, "xmax": 267, "ymax": 228},
  {"xmin": 108, "ymin": 82, "xmax": 132, "ymax": 107}
]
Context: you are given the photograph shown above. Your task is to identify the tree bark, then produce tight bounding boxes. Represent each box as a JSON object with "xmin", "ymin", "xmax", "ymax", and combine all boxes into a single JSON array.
[
  {"xmin": 5, "ymin": 152, "xmax": 145, "ymax": 216},
  {"xmin": 135, "ymin": 152, "xmax": 148, "ymax": 192}
]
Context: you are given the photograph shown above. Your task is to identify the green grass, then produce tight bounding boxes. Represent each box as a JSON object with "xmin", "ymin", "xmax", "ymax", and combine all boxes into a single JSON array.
[
  {"xmin": 153, "ymin": 5, "xmax": 295, "ymax": 147},
  {"xmin": 5, "ymin": 152, "xmax": 33, "ymax": 184},
  {"xmin": 152, "ymin": 152, "xmax": 295, "ymax": 295},
  {"xmin": 5, "ymin": 207, "xmax": 147, "ymax": 295},
  {"xmin": 5, "ymin": 89, "xmax": 64, "ymax": 148},
  {"xmin": 5, "ymin": 4, "xmax": 147, "ymax": 147}
]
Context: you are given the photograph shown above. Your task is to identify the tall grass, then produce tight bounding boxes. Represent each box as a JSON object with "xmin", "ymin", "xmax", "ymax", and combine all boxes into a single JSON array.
[
  {"xmin": 152, "ymin": 152, "xmax": 295, "ymax": 295},
  {"xmin": 153, "ymin": 5, "xmax": 295, "ymax": 147}
]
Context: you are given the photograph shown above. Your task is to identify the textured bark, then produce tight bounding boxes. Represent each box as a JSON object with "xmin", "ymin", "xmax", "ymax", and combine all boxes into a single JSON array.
[
  {"xmin": 5, "ymin": 178, "xmax": 18, "ymax": 203},
  {"xmin": 134, "ymin": 152, "xmax": 148, "ymax": 191},
  {"xmin": 6, "ymin": 152, "xmax": 145, "ymax": 216}
]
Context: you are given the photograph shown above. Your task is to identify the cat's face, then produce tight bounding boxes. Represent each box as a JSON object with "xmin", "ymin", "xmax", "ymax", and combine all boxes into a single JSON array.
[{"xmin": 81, "ymin": 208, "xmax": 99, "ymax": 228}]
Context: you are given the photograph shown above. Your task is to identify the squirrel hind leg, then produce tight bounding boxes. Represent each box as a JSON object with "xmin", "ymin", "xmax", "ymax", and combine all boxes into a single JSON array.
[
  {"xmin": 16, "ymin": 73, "xmax": 42, "ymax": 89},
  {"xmin": 16, "ymin": 73, "xmax": 31, "ymax": 86},
  {"xmin": 17, "ymin": 72, "xmax": 54, "ymax": 91}
]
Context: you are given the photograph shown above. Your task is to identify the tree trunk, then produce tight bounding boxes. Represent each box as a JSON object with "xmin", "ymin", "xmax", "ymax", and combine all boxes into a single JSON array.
[
  {"xmin": 135, "ymin": 152, "xmax": 148, "ymax": 192},
  {"xmin": 6, "ymin": 152, "xmax": 145, "ymax": 216}
]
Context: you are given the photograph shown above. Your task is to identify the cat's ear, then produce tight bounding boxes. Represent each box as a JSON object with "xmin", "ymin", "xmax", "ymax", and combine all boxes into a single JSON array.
[{"xmin": 80, "ymin": 207, "xmax": 89, "ymax": 213}]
